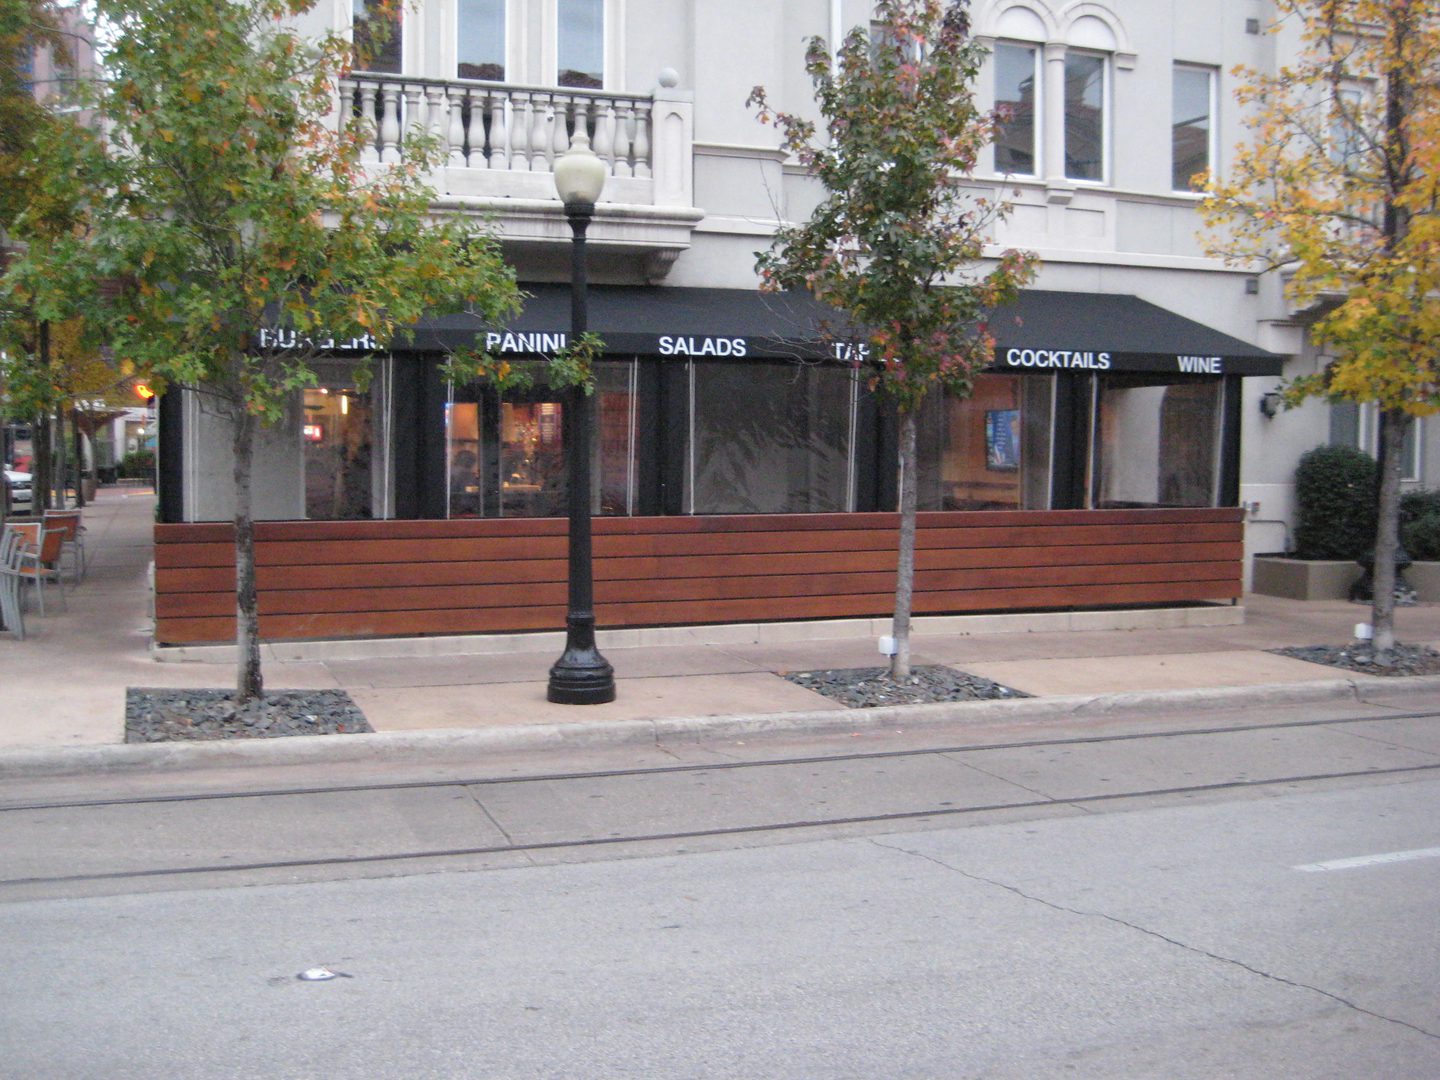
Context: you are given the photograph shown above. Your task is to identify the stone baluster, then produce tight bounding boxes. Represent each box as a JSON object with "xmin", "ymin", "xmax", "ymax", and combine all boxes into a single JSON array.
[
  {"xmin": 611, "ymin": 102, "xmax": 633, "ymax": 177},
  {"xmin": 403, "ymin": 83, "xmax": 425, "ymax": 158},
  {"xmin": 378, "ymin": 82, "xmax": 401, "ymax": 163},
  {"xmin": 466, "ymin": 87, "xmax": 487, "ymax": 168},
  {"xmin": 632, "ymin": 100, "xmax": 652, "ymax": 178},
  {"xmin": 593, "ymin": 99, "xmax": 617, "ymax": 175},
  {"xmin": 352, "ymin": 80, "xmax": 381, "ymax": 164},
  {"xmin": 488, "ymin": 90, "xmax": 509, "ymax": 170},
  {"xmin": 551, "ymin": 94, "xmax": 571, "ymax": 165},
  {"xmin": 426, "ymin": 86, "xmax": 448, "ymax": 165},
  {"xmin": 448, "ymin": 86, "xmax": 470, "ymax": 167},
  {"xmin": 531, "ymin": 93, "xmax": 552, "ymax": 171},
  {"xmin": 510, "ymin": 91, "xmax": 532, "ymax": 170}
]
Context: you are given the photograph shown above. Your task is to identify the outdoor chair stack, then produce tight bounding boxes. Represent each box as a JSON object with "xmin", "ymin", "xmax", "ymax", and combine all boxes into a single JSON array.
[
  {"xmin": 8, "ymin": 521, "xmax": 67, "ymax": 616},
  {"xmin": 0, "ymin": 526, "xmax": 26, "ymax": 640}
]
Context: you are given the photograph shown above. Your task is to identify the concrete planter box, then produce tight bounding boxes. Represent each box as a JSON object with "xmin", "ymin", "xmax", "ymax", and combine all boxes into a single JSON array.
[
  {"xmin": 1251, "ymin": 556, "xmax": 1362, "ymax": 601},
  {"xmin": 1411, "ymin": 562, "xmax": 1440, "ymax": 602}
]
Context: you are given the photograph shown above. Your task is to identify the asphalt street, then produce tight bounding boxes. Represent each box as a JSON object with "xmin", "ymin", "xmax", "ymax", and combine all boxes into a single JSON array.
[{"xmin": 2, "ymin": 702, "xmax": 1439, "ymax": 1078}]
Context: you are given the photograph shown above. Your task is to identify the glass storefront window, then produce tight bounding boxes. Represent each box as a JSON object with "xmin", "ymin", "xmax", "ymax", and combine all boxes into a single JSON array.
[
  {"xmin": 500, "ymin": 399, "xmax": 566, "ymax": 517},
  {"xmin": 304, "ymin": 377, "xmax": 375, "ymax": 520},
  {"xmin": 688, "ymin": 361, "xmax": 855, "ymax": 514},
  {"xmin": 1093, "ymin": 375, "xmax": 1221, "ymax": 508},
  {"xmin": 916, "ymin": 374, "xmax": 1054, "ymax": 510},
  {"xmin": 445, "ymin": 360, "xmax": 635, "ymax": 518},
  {"xmin": 446, "ymin": 400, "xmax": 484, "ymax": 517}
]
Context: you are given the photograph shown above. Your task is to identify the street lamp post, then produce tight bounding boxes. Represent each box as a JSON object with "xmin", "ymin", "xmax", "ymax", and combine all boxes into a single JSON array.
[{"xmin": 547, "ymin": 132, "xmax": 616, "ymax": 704}]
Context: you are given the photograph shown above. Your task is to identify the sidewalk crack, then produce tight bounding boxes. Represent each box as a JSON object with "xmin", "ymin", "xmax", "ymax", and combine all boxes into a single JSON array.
[{"xmin": 870, "ymin": 838, "xmax": 1440, "ymax": 1043}]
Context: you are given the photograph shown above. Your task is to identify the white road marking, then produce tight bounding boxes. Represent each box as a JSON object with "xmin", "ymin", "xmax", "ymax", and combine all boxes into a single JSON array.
[{"xmin": 1295, "ymin": 846, "xmax": 1440, "ymax": 873}]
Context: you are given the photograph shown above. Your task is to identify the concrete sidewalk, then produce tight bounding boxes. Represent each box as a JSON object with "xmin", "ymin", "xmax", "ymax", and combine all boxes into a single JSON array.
[{"xmin": 3, "ymin": 486, "xmax": 1438, "ymax": 771}]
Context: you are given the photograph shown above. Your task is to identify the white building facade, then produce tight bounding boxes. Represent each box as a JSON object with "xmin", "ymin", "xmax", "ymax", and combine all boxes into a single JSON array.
[{"xmin": 155, "ymin": 0, "xmax": 1432, "ymax": 644}]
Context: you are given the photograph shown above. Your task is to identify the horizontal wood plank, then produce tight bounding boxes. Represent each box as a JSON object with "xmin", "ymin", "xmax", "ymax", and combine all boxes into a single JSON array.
[{"xmin": 153, "ymin": 509, "xmax": 1245, "ymax": 644}]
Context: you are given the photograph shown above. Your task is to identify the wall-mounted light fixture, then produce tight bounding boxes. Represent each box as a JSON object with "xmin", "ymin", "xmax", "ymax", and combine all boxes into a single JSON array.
[{"xmin": 1259, "ymin": 389, "xmax": 1285, "ymax": 419}]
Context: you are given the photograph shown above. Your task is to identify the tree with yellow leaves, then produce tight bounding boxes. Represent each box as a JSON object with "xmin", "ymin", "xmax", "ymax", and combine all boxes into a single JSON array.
[{"xmin": 1201, "ymin": 0, "xmax": 1439, "ymax": 664}]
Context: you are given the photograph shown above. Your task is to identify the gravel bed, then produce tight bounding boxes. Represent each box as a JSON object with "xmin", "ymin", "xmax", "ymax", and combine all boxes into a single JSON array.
[
  {"xmin": 1270, "ymin": 643, "xmax": 1440, "ymax": 677},
  {"xmin": 125, "ymin": 688, "xmax": 373, "ymax": 743},
  {"xmin": 783, "ymin": 665, "xmax": 1029, "ymax": 708}
]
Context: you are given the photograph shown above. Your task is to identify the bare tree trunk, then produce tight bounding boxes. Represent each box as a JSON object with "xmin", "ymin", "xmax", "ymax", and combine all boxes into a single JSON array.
[
  {"xmin": 1370, "ymin": 407, "xmax": 1408, "ymax": 664},
  {"xmin": 32, "ymin": 415, "xmax": 52, "ymax": 514},
  {"xmin": 232, "ymin": 408, "xmax": 263, "ymax": 704},
  {"xmin": 53, "ymin": 403, "xmax": 67, "ymax": 509},
  {"xmin": 33, "ymin": 322, "xmax": 52, "ymax": 514},
  {"xmin": 73, "ymin": 417, "xmax": 86, "ymax": 509},
  {"xmin": 890, "ymin": 408, "xmax": 918, "ymax": 680}
]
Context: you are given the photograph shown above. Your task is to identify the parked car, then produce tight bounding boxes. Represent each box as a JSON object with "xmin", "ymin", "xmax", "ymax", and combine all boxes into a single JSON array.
[{"xmin": 4, "ymin": 468, "xmax": 32, "ymax": 514}]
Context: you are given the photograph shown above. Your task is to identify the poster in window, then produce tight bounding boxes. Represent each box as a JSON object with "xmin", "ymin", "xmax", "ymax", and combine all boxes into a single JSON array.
[{"xmin": 986, "ymin": 408, "xmax": 1020, "ymax": 471}]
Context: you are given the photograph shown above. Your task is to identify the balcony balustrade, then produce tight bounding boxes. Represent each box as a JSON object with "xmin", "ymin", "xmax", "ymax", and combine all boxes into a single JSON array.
[{"xmin": 339, "ymin": 74, "xmax": 695, "ymax": 214}]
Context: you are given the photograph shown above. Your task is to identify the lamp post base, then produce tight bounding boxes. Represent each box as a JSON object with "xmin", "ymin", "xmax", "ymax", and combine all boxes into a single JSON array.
[{"xmin": 547, "ymin": 616, "xmax": 616, "ymax": 704}]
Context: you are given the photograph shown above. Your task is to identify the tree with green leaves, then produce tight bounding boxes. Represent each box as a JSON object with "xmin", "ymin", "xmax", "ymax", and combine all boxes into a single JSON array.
[
  {"xmin": 749, "ymin": 0, "xmax": 1036, "ymax": 678},
  {"xmin": 3, "ymin": 0, "xmax": 521, "ymax": 703},
  {"xmin": 1201, "ymin": 0, "xmax": 1439, "ymax": 664},
  {"xmin": 0, "ymin": 0, "xmax": 74, "ymax": 518}
]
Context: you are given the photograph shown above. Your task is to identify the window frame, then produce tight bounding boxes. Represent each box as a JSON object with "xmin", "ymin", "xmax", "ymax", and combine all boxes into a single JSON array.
[
  {"xmin": 554, "ymin": 0, "xmax": 606, "ymax": 90},
  {"xmin": 1062, "ymin": 48, "xmax": 1109, "ymax": 184},
  {"xmin": 455, "ymin": 0, "xmax": 509, "ymax": 83},
  {"xmin": 993, "ymin": 40, "xmax": 1042, "ymax": 179},
  {"xmin": 351, "ymin": 0, "xmax": 404, "ymax": 75},
  {"xmin": 1356, "ymin": 404, "xmax": 1422, "ymax": 483},
  {"xmin": 1171, "ymin": 62, "xmax": 1217, "ymax": 193}
]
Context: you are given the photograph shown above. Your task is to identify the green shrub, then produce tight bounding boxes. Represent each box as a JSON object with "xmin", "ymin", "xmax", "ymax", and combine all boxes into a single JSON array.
[
  {"xmin": 118, "ymin": 449, "xmax": 155, "ymax": 479},
  {"xmin": 1401, "ymin": 490, "xmax": 1440, "ymax": 561},
  {"xmin": 1292, "ymin": 444, "xmax": 1377, "ymax": 560}
]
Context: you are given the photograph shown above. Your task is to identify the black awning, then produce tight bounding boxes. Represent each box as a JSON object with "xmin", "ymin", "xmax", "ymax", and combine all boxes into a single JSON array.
[
  {"xmin": 397, "ymin": 285, "xmax": 1285, "ymax": 377},
  {"xmin": 991, "ymin": 291, "xmax": 1284, "ymax": 376}
]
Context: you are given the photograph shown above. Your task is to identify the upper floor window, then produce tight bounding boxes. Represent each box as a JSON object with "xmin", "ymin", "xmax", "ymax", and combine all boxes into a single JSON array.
[
  {"xmin": 352, "ymin": 0, "xmax": 401, "ymax": 74},
  {"xmin": 557, "ymin": 0, "xmax": 604, "ymax": 88},
  {"xmin": 1064, "ymin": 52, "xmax": 1105, "ymax": 182},
  {"xmin": 994, "ymin": 42, "xmax": 1039, "ymax": 177},
  {"xmin": 1329, "ymin": 86, "xmax": 1367, "ymax": 169},
  {"xmin": 457, "ymin": 0, "xmax": 505, "ymax": 81},
  {"xmin": 1172, "ymin": 65, "xmax": 1214, "ymax": 191}
]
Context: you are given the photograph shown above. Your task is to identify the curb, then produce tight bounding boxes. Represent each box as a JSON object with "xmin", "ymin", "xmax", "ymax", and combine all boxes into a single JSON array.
[{"xmin": 5, "ymin": 675, "xmax": 1438, "ymax": 780}]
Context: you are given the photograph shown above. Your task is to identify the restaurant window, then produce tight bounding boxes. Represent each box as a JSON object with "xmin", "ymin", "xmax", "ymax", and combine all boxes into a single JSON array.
[
  {"xmin": 994, "ymin": 42, "xmax": 1039, "ymax": 177},
  {"xmin": 457, "ymin": 0, "xmax": 505, "ymax": 80},
  {"xmin": 687, "ymin": 361, "xmax": 856, "ymax": 515},
  {"xmin": 557, "ymin": 0, "xmax": 604, "ymax": 88},
  {"xmin": 1064, "ymin": 52, "xmax": 1106, "ymax": 182},
  {"xmin": 1172, "ymin": 65, "xmax": 1214, "ymax": 191},
  {"xmin": 916, "ymin": 375, "xmax": 1054, "ymax": 510},
  {"xmin": 445, "ymin": 359, "xmax": 635, "ymax": 518},
  {"xmin": 1092, "ymin": 375, "xmax": 1222, "ymax": 508},
  {"xmin": 303, "ymin": 366, "xmax": 379, "ymax": 520},
  {"xmin": 352, "ymin": 0, "xmax": 402, "ymax": 74}
]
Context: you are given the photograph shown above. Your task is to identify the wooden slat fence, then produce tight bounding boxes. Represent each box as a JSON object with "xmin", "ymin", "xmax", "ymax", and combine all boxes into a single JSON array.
[{"xmin": 152, "ymin": 508, "xmax": 1244, "ymax": 644}]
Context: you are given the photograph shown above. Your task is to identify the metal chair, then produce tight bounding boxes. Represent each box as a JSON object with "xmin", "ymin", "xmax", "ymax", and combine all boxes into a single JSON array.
[
  {"xmin": 0, "ymin": 526, "xmax": 26, "ymax": 640},
  {"xmin": 10, "ymin": 522, "xmax": 67, "ymax": 615},
  {"xmin": 42, "ymin": 509, "xmax": 86, "ymax": 583}
]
